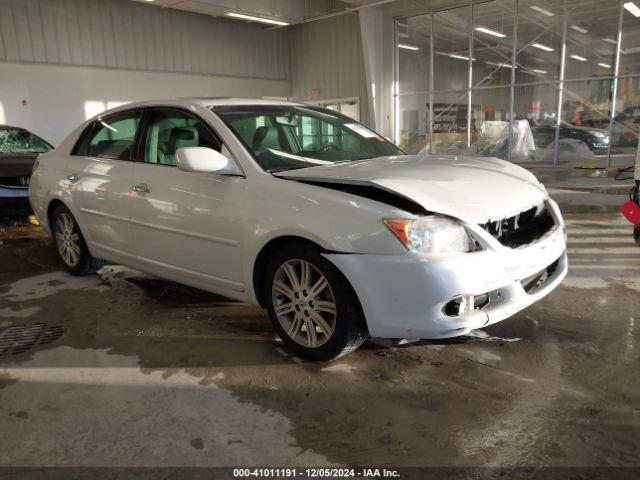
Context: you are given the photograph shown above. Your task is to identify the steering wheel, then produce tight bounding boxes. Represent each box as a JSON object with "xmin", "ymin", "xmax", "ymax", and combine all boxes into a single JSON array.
[{"xmin": 319, "ymin": 144, "xmax": 340, "ymax": 152}]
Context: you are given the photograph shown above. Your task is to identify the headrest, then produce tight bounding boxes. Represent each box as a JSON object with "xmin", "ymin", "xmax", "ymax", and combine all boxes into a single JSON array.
[
  {"xmin": 169, "ymin": 127, "xmax": 199, "ymax": 152},
  {"xmin": 252, "ymin": 126, "xmax": 280, "ymax": 151}
]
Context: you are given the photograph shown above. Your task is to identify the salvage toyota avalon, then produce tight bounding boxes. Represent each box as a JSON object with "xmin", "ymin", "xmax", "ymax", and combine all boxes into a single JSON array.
[{"xmin": 29, "ymin": 99, "xmax": 567, "ymax": 360}]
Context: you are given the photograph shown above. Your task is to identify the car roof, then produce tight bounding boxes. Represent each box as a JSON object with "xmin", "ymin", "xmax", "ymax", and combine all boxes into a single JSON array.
[
  {"xmin": 189, "ymin": 97, "xmax": 304, "ymax": 107},
  {"xmin": 105, "ymin": 97, "xmax": 305, "ymax": 111},
  {"xmin": 86, "ymin": 97, "xmax": 313, "ymax": 122}
]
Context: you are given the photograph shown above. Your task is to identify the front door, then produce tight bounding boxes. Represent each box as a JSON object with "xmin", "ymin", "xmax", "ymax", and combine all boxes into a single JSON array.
[{"xmin": 129, "ymin": 108, "xmax": 245, "ymax": 294}]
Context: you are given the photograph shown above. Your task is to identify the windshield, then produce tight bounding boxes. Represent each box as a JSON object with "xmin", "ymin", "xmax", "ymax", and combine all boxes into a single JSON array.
[
  {"xmin": 0, "ymin": 127, "xmax": 52, "ymax": 155},
  {"xmin": 213, "ymin": 105, "xmax": 404, "ymax": 172}
]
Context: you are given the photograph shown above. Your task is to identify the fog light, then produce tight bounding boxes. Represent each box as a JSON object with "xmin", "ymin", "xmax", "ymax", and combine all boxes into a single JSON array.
[
  {"xmin": 443, "ymin": 294, "xmax": 474, "ymax": 317},
  {"xmin": 474, "ymin": 293, "xmax": 490, "ymax": 309}
]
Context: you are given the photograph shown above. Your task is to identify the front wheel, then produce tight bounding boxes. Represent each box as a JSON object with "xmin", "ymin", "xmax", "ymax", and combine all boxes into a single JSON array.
[
  {"xmin": 51, "ymin": 204, "xmax": 104, "ymax": 276},
  {"xmin": 634, "ymin": 224, "xmax": 640, "ymax": 246},
  {"xmin": 264, "ymin": 243, "xmax": 368, "ymax": 361}
]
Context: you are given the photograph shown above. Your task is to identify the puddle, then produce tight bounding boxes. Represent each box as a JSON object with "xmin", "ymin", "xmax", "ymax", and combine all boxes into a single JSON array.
[{"xmin": 0, "ymin": 271, "xmax": 106, "ymax": 302}]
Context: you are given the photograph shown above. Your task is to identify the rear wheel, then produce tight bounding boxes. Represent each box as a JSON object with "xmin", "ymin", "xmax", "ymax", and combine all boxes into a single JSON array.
[
  {"xmin": 264, "ymin": 243, "xmax": 368, "ymax": 361},
  {"xmin": 51, "ymin": 204, "xmax": 104, "ymax": 276}
]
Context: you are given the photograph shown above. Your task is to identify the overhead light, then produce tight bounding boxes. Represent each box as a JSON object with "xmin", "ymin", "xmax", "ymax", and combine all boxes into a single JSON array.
[
  {"xmin": 530, "ymin": 5, "xmax": 555, "ymax": 17},
  {"xmin": 623, "ymin": 46, "xmax": 640, "ymax": 53},
  {"xmin": 226, "ymin": 12, "xmax": 289, "ymax": 26},
  {"xmin": 570, "ymin": 25, "xmax": 589, "ymax": 34},
  {"xmin": 531, "ymin": 42, "xmax": 554, "ymax": 52},
  {"xmin": 532, "ymin": 69, "xmax": 548, "ymax": 74},
  {"xmin": 435, "ymin": 51, "xmax": 476, "ymax": 61},
  {"xmin": 486, "ymin": 61, "xmax": 515, "ymax": 69},
  {"xmin": 475, "ymin": 26, "xmax": 506, "ymax": 38},
  {"xmin": 624, "ymin": 2, "xmax": 640, "ymax": 17},
  {"xmin": 398, "ymin": 44, "xmax": 420, "ymax": 51},
  {"xmin": 448, "ymin": 53, "xmax": 474, "ymax": 61},
  {"xmin": 570, "ymin": 54, "xmax": 587, "ymax": 61},
  {"xmin": 602, "ymin": 37, "xmax": 617, "ymax": 45},
  {"xmin": 598, "ymin": 62, "xmax": 612, "ymax": 68}
]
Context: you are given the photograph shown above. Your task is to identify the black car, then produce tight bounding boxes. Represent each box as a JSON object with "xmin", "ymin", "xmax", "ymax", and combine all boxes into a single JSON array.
[
  {"xmin": 0, "ymin": 126, "xmax": 53, "ymax": 215},
  {"xmin": 524, "ymin": 118, "xmax": 610, "ymax": 154}
]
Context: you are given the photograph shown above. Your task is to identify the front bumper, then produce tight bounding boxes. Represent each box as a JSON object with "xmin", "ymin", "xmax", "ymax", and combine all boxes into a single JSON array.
[
  {"xmin": 0, "ymin": 187, "xmax": 32, "ymax": 215},
  {"xmin": 325, "ymin": 225, "xmax": 567, "ymax": 339}
]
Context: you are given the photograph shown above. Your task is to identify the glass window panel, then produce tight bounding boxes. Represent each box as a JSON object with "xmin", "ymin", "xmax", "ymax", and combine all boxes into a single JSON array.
[
  {"xmin": 431, "ymin": 91, "xmax": 470, "ymax": 154},
  {"xmin": 398, "ymin": 94, "xmax": 429, "ymax": 154},
  {"xmin": 620, "ymin": 0, "xmax": 640, "ymax": 76},
  {"xmin": 558, "ymin": 79, "xmax": 613, "ymax": 158},
  {"xmin": 563, "ymin": 0, "xmax": 620, "ymax": 81},
  {"xmin": 398, "ymin": 15, "xmax": 431, "ymax": 95},
  {"xmin": 611, "ymin": 76, "xmax": 640, "ymax": 156},
  {"xmin": 397, "ymin": 14, "xmax": 431, "ymax": 154},
  {"xmin": 514, "ymin": 83, "xmax": 559, "ymax": 161},
  {"xmin": 515, "ymin": 0, "xmax": 564, "ymax": 85},
  {"xmin": 433, "ymin": 7, "xmax": 472, "ymax": 92},
  {"xmin": 473, "ymin": 0, "xmax": 515, "ymax": 89},
  {"xmin": 471, "ymin": 86, "xmax": 516, "ymax": 159}
]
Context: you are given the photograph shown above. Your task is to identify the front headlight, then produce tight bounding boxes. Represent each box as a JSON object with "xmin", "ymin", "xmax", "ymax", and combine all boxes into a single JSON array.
[
  {"xmin": 384, "ymin": 215, "xmax": 476, "ymax": 253},
  {"xmin": 589, "ymin": 130, "xmax": 606, "ymax": 138}
]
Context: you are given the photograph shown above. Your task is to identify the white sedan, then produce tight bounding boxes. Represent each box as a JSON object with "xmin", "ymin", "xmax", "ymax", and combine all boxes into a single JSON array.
[{"xmin": 29, "ymin": 98, "xmax": 567, "ymax": 360}]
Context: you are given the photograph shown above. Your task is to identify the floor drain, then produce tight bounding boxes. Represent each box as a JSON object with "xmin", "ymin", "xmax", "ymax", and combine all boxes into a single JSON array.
[{"xmin": 0, "ymin": 323, "xmax": 65, "ymax": 356}]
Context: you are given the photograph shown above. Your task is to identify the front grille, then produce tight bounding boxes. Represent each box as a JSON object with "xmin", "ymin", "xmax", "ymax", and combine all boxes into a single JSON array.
[
  {"xmin": 0, "ymin": 176, "xmax": 29, "ymax": 188},
  {"xmin": 480, "ymin": 202, "xmax": 556, "ymax": 249},
  {"xmin": 521, "ymin": 258, "xmax": 560, "ymax": 294}
]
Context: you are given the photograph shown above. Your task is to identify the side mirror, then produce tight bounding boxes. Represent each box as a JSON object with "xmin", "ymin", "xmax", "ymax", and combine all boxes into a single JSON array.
[{"xmin": 176, "ymin": 147, "xmax": 242, "ymax": 176}]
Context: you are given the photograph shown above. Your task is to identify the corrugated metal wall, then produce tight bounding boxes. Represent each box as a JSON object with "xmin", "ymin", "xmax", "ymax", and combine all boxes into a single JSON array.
[
  {"xmin": 290, "ymin": 14, "xmax": 370, "ymax": 125},
  {"xmin": 0, "ymin": 0, "xmax": 291, "ymax": 80}
]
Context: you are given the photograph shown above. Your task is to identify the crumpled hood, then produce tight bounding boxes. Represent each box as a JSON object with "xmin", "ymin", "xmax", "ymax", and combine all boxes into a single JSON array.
[{"xmin": 276, "ymin": 155, "xmax": 548, "ymax": 224}]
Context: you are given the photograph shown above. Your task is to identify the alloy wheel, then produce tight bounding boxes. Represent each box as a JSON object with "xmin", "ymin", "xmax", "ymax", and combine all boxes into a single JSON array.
[
  {"xmin": 54, "ymin": 213, "xmax": 81, "ymax": 267},
  {"xmin": 271, "ymin": 259, "xmax": 337, "ymax": 348}
]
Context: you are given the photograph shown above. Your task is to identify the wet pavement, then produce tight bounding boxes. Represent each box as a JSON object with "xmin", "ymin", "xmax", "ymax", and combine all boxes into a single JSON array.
[{"xmin": 0, "ymin": 168, "xmax": 638, "ymax": 478}]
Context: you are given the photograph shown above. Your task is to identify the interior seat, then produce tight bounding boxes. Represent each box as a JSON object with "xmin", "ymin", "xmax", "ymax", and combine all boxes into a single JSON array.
[
  {"xmin": 160, "ymin": 126, "xmax": 200, "ymax": 166},
  {"xmin": 252, "ymin": 126, "xmax": 281, "ymax": 152}
]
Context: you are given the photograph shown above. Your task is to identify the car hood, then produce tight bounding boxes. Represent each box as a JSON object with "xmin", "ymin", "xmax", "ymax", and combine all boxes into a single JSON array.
[
  {"xmin": 0, "ymin": 153, "xmax": 38, "ymax": 177},
  {"xmin": 275, "ymin": 155, "xmax": 548, "ymax": 224}
]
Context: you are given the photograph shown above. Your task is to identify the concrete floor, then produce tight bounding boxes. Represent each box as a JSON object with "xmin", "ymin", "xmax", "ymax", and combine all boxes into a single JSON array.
[{"xmin": 0, "ymin": 168, "xmax": 639, "ymax": 478}]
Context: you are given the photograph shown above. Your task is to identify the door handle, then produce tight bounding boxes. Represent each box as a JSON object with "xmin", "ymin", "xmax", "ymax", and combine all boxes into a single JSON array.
[
  {"xmin": 132, "ymin": 183, "xmax": 152, "ymax": 194},
  {"xmin": 66, "ymin": 174, "xmax": 80, "ymax": 183}
]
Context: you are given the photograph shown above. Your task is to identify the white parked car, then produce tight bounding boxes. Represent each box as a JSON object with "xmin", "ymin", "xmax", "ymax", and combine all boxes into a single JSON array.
[{"xmin": 29, "ymin": 99, "xmax": 567, "ymax": 360}]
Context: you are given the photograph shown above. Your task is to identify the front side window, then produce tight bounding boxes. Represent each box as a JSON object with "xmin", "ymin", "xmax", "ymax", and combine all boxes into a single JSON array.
[
  {"xmin": 213, "ymin": 106, "xmax": 404, "ymax": 172},
  {"xmin": 0, "ymin": 127, "xmax": 52, "ymax": 155},
  {"xmin": 76, "ymin": 111, "xmax": 141, "ymax": 160},
  {"xmin": 142, "ymin": 109, "xmax": 221, "ymax": 166}
]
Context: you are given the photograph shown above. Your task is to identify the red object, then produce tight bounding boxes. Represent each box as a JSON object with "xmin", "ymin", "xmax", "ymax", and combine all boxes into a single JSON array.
[{"xmin": 620, "ymin": 200, "xmax": 640, "ymax": 225}]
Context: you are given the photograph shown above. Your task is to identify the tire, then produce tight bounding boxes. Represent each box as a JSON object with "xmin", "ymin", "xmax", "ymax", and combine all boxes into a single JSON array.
[
  {"xmin": 51, "ymin": 204, "xmax": 104, "ymax": 276},
  {"xmin": 264, "ymin": 242, "xmax": 368, "ymax": 361},
  {"xmin": 634, "ymin": 224, "xmax": 640, "ymax": 247}
]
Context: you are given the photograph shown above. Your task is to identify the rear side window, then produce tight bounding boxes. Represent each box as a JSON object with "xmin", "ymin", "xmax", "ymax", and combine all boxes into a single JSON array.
[{"xmin": 74, "ymin": 110, "xmax": 142, "ymax": 160}]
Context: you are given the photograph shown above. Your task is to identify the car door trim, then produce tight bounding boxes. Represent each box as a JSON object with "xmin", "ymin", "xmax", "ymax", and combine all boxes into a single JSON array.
[
  {"xmin": 80, "ymin": 207, "xmax": 239, "ymax": 247},
  {"xmin": 135, "ymin": 254, "xmax": 245, "ymax": 292},
  {"xmin": 128, "ymin": 217, "xmax": 240, "ymax": 246},
  {"xmin": 92, "ymin": 241, "xmax": 244, "ymax": 292}
]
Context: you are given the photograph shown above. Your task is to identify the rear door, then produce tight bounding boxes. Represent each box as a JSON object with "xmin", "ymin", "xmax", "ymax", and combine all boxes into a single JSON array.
[
  {"xmin": 66, "ymin": 109, "xmax": 142, "ymax": 263},
  {"xmin": 129, "ymin": 107, "xmax": 245, "ymax": 293}
]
